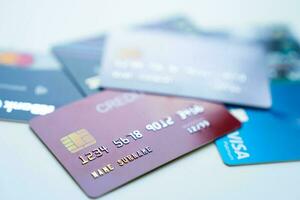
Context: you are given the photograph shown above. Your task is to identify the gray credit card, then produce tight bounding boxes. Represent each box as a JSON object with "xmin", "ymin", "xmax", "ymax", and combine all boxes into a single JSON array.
[{"xmin": 99, "ymin": 30, "xmax": 271, "ymax": 108}]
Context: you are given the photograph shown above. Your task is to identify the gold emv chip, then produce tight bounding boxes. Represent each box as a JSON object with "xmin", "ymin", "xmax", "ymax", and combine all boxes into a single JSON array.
[{"xmin": 60, "ymin": 129, "xmax": 96, "ymax": 153}]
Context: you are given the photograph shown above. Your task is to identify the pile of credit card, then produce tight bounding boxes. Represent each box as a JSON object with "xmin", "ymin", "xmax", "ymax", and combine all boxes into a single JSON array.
[{"xmin": 1, "ymin": 16, "xmax": 300, "ymax": 198}]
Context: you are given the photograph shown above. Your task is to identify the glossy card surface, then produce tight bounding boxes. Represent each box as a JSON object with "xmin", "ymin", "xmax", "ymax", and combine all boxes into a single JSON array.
[
  {"xmin": 30, "ymin": 90, "xmax": 241, "ymax": 198},
  {"xmin": 216, "ymin": 81, "xmax": 300, "ymax": 165},
  {"xmin": 52, "ymin": 16, "xmax": 201, "ymax": 96},
  {"xmin": 0, "ymin": 66, "xmax": 82, "ymax": 122},
  {"xmin": 99, "ymin": 30, "xmax": 271, "ymax": 108}
]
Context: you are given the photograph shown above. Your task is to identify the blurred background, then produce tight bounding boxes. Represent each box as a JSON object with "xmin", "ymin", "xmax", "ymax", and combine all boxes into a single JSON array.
[{"xmin": 1, "ymin": 0, "xmax": 300, "ymax": 52}]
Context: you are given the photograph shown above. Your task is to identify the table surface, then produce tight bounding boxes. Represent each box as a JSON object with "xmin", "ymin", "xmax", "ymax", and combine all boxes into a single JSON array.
[{"xmin": 1, "ymin": 0, "xmax": 300, "ymax": 199}]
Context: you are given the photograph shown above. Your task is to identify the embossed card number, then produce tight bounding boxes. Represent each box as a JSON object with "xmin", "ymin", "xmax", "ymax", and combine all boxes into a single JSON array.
[{"xmin": 30, "ymin": 90, "xmax": 241, "ymax": 198}]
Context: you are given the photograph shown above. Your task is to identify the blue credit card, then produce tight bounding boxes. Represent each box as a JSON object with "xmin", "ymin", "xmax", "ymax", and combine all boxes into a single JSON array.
[
  {"xmin": 215, "ymin": 81, "xmax": 300, "ymax": 165},
  {"xmin": 0, "ymin": 65, "xmax": 82, "ymax": 122},
  {"xmin": 52, "ymin": 16, "xmax": 204, "ymax": 96},
  {"xmin": 99, "ymin": 30, "xmax": 271, "ymax": 108}
]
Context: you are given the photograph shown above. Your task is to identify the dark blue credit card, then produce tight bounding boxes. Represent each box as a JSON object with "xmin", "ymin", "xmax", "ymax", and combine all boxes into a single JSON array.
[{"xmin": 0, "ymin": 66, "xmax": 82, "ymax": 122}]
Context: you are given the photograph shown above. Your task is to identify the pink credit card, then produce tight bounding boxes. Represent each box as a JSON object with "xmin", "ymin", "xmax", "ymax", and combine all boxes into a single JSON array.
[{"xmin": 29, "ymin": 90, "xmax": 241, "ymax": 198}]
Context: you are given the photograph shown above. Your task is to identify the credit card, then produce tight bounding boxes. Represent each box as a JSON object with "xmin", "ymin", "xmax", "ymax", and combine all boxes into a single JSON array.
[
  {"xmin": 99, "ymin": 30, "xmax": 271, "ymax": 108},
  {"xmin": 29, "ymin": 90, "xmax": 241, "ymax": 198},
  {"xmin": 0, "ymin": 66, "xmax": 82, "ymax": 122},
  {"xmin": 52, "ymin": 16, "xmax": 201, "ymax": 96},
  {"xmin": 215, "ymin": 81, "xmax": 300, "ymax": 165}
]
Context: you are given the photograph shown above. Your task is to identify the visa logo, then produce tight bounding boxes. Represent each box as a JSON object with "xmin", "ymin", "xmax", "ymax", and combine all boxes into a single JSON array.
[{"xmin": 227, "ymin": 131, "xmax": 250, "ymax": 160}]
